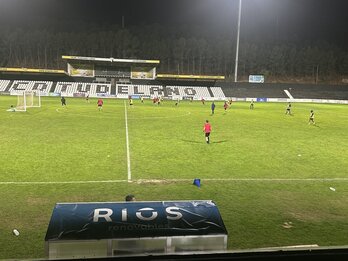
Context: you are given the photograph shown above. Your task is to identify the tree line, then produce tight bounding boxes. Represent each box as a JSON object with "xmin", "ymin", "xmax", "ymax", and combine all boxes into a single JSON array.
[{"xmin": 0, "ymin": 23, "xmax": 347, "ymax": 83}]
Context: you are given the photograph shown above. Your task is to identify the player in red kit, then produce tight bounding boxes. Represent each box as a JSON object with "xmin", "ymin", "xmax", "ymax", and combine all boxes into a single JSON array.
[
  {"xmin": 223, "ymin": 101, "xmax": 229, "ymax": 112},
  {"xmin": 97, "ymin": 98, "xmax": 103, "ymax": 111},
  {"xmin": 203, "ymin": 120, "xmax": 212, "ymax": 144}
]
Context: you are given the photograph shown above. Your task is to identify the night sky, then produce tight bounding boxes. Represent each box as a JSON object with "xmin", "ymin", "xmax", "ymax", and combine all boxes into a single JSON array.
[{"xmin": 1, "ymin": 0, "xmax": 348, "ymax": 45}]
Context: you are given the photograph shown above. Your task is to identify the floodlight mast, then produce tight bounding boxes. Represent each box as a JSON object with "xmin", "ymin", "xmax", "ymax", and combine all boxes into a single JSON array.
[{"xmin": 234, "ymin": 0, "xmax": 242, "ymax": 82}]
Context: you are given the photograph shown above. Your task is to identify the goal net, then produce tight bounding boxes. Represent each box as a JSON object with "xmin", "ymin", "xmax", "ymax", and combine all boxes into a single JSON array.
[{"xmin": 16, "ymin": 91, "xmax": 41, "ymax": 112}]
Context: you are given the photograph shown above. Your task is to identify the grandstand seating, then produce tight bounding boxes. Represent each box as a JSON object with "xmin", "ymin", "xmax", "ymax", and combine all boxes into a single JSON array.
[
  {"xmin": 167, "ymin": 85, "xmax": 211, "ymax": 98},
  {"xmin": 220, "ymin": 83, "xmax": 288, "ymax": 98},
  {"xmin": 115, "ymin": 84, "xmax": 214, "ymax": 99},
  {"xmin": 54, "ymin": 82, "xmax": 111, "ymax": 95},
  {"xmin": 0, "ymin": 80, "xmax": 10, "ymax": 91},
  {"xmin": 286, "ymin": 84, "xmax": 348, "ymax": 100},
  {"xmin": 211, "ymin": 87, "xmax": 226, "ymax": 98},
  {"xmin": 9, "ymin": 80, "xmax": 53, "ymax": 93},
  {"xmin": 0, "ymin": 78, "xmax": 347, "ymax": 101}
]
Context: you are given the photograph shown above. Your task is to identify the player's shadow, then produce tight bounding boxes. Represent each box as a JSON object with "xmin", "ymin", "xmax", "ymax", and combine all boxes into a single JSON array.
[
  {"xmin": 180, "ymin": 139, "xmax": 228, "ymax": 144},
  {"xmin": 211, "ymin": 140, "xmax": 228, "ymax": 144},
  {"xmin": 180, "ymin": 139, "xmax": 203, "ymax": 144}
]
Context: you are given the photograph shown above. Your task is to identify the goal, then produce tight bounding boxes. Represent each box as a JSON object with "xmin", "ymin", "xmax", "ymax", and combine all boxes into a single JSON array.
[{"xmin": 15, "ymin": 91, "xmax": 41, "ymax": 112}]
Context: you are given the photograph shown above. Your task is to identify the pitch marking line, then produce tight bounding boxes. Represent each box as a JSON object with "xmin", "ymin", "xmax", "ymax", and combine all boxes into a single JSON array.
[
  {"xmin": 1, "ymin": 178, "xmax": 348, "ymax": 185},
  {"xmin": 124, "ymin": 101, "xmax": 131, "ymax": 182},
  {"xmin": 0, "ymin": 180, "xmax": 128, "ymax": 185}
]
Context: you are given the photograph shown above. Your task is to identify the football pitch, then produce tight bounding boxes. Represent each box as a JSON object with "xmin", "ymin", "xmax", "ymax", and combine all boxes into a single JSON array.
[{"xmin": 0, "ymin": 95, "xmax": 347, "ymax": 259}]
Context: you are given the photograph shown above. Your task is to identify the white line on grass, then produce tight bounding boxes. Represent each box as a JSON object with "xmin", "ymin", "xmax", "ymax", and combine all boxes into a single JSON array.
[
  {"xmin": 1, "ymin": 177, "xmax": 348, "ymax": 185},
  {"xmin": 0, "ymin": 180, "xmax": 128, "ymax": 185},
  {"xmin": 135, "ymin": 178, "xmax": 348, "ymax": 182},
  {"xmin": 124, "ymin": 101, "xmax": 131, "ymax": 181}
]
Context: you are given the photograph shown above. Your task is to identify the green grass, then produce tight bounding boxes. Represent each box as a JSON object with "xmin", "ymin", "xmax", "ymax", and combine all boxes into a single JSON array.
[{"xmin": 0, "ymin": 95, "xmax": 347, "ymax": 259}]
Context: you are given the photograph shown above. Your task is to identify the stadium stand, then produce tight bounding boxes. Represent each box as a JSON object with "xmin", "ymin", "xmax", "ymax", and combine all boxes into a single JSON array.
[
  {"xmin": 95, "ymin": 65, "xmax": 131, "ymax": 78},
  {"xmin": 167, "ymin": 85, "xmax": 211, "ymax": 98},
  {"xmin": 116, "ymin": 84, "xmax": 216, "ymax": 99},
  {"xmin": 54, "ymin": 82, "xmax": 111, "ymax": 96},
  {"xmin": 9, "ymin": 81, "xmax": 53, "ymax": 93},
  {"xmin": 0, "ymin": 80, "xmax": 11, "ymax": 92},
  {"xmin": 211, "ymin": 86, "xmax": 226, "ymax": 98},
  {"xmin": 284, "ymin": 84, "xmax": 348, "ymax": 100},
  {"xmin": 220, "ymin": 83, "xmax": 288, "ymax": 99},
  {"xmin": 1, "ymin": 78, "xmax": 348, "ymax": 101}
]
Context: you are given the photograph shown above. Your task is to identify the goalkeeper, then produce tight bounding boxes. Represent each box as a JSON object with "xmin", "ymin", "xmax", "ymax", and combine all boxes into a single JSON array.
[{"xmin": 6, "ymin": 105, "xmax": 16, "ymax": 112}]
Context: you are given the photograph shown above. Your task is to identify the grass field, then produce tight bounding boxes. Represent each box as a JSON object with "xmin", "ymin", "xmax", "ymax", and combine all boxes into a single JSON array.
[{"xmin": 0, "ymin": 95, "xmax": 347, "ymax": 259}]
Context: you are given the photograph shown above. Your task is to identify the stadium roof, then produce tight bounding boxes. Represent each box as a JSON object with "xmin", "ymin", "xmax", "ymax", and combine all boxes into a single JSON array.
[
  {"xmin": 157, "ymin": 74, "xmax": 225, "ymax": 80},
  {"xmin": 62, "ymin": 55, "xmax": 160, "ymax": 65},
  {"xmin": 0, "ymin": 67, "xmax": 65, "ymax": 74}
]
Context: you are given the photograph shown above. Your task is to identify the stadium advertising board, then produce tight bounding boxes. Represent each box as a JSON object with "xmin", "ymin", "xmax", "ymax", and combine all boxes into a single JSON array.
[
  {"xmin": 256, "ymin": 98, "xmax": 268, "ymax": 102},
  {"xmin": 45, "ymin": 201, "xmax": 227, "ymax": 240},
  {"xmin": 249, "ymin": 75, "xmax": 265, "ymax": 83}
]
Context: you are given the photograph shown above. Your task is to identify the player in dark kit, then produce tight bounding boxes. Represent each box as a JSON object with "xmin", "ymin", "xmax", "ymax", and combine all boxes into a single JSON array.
[
  {"xmin": 308, "ymin": 110, "xmax": 315, "ymax": 125},
  {"xmin": 250, "ymin": 99, "xmax": 254, "ymax": 109},
  {"xmin": 285, "ymin": 102, "xmax": 292, "ymax": 115},
  {"xmin": 61, "ymin": 96, "xmax": 66, "ymax": 106},
  {"xmin": 203, "ymin": 120, "xmax": 212, "ymax": 144},
  {"xmin": 211, "ymin": 102, "xmax": 216, "ymax": 115}
]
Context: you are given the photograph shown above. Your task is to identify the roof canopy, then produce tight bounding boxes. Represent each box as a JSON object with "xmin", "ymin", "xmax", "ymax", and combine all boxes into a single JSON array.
[{"xmin": 45, "ymin": 200, "xmax": 227, "ymax": 241}]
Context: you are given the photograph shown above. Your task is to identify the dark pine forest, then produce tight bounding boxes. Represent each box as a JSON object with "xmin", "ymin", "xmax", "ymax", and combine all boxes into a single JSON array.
[{"xmin": 1, "ymin": 20, "xmax": 348, "ymax": 83}]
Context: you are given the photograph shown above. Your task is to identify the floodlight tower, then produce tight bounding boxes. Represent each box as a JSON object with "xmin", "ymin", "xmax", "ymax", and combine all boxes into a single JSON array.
[{"xmin": 234, "ymin": 0, "xmax": 242, "ymax": 82}]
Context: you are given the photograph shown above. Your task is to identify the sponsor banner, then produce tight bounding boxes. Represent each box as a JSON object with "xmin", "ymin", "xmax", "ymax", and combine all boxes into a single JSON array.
[
  {"xmin": 45, "ymin": 201, "xmax": 227, "ymax": 241},
  {"xmin": 249, "ymin": 75, "xmax": 264, "ymax": 83},
  {"xmin": 49, "ymin": 93, "xmax": 61, "ymax": 97},
  {"xmin": 61, "ymin": 92, "xmax": 74, "ymax": 97},
  {"xmin": 117, "ymin": 94, "xmax": 130, "ymax": 99},
  {"xmin": 256, "ymin": 98, "xmax": 268, "ymax": 102},
  {"xmin": 73, "ymin": 93, "xmax": 86, "ymax": 98},
  {"xmin": 97, "ymin": 93, "xmax": 110, "ymax": 97}
]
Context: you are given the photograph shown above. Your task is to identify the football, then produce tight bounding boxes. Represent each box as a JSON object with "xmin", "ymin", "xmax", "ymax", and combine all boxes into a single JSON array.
[{"xmin": 12, "ymin": 229, "xmax": 20, "ymax": 236}]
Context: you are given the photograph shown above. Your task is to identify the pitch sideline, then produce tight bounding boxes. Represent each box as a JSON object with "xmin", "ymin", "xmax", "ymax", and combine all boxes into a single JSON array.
[
  {"xmin": 1, "ymin": 177, "xmax": 348, "ymax": 185},
  {"xmin": 124, "ymin": 101, "xmax": 131, "ymax": 181}
]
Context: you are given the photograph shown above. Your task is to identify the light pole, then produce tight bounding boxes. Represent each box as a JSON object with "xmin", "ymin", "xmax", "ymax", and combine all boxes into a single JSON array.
[{"xmin": 234, "ymin": 0, "xmax": 242, "ymax": 82}]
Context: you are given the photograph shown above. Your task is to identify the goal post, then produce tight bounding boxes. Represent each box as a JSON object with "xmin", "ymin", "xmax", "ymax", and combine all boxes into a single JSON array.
[{"xmin": 15, "ymin": 91, "xmax": 41, "ymax": 112}]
